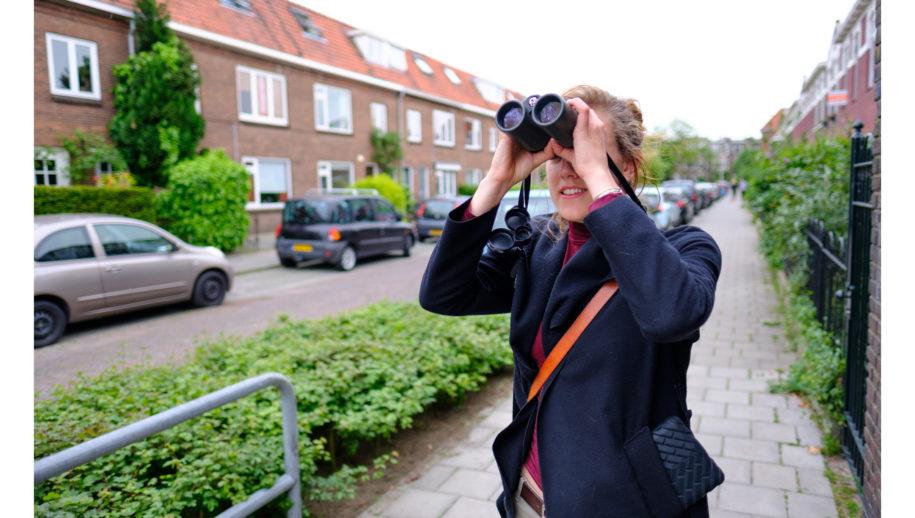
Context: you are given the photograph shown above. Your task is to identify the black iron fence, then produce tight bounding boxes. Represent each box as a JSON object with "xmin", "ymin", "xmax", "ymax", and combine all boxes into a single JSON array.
[{"xmin": 802, "ymin": 122, "xmax": 872, "ymax": 486}]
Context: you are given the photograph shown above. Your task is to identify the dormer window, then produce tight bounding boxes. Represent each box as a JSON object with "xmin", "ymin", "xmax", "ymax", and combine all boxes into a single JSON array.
[
  {"xmin": 413, "ymin": 54, "xmax": 434, "ymax": 75},
  {"xmin": 291, "ymin": 9, "xmax": 323, "ymax": 40},
  {"xmin": 351, "ymin": 32, "xmax": 407, "ymax": 71},
  {"xmin": 443, "ymin": 67, "xmax": 461, "ymax": 85},
  {"xmin": 220, "ymin": 0, "xmax": 253, "ymax": 14},
  {"xmin": 473, "ymin": 77, "xmax": 506, "ymax": 105}
]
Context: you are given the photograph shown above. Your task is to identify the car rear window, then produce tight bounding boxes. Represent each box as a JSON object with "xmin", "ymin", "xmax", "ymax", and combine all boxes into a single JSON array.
[
  {"xmin": 423, "ymin": 200, "xmax": 455, "ymax": 220},
  {"xmin": 35, "ymin": 226, "xmax": 95, "ymax": 262},
  {"xmin": 284, "ymin": 200, "xmax": 348, "ymax": 224}
]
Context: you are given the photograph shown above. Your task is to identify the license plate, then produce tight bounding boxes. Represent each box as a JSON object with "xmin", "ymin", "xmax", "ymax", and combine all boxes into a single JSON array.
[
  {"xmin": 293, "ymin": 244, "xmax": 313, "ymax": 252},
  {"xmin": 430, "ymin": 229, "xmax": 443, "ymax": 236}
]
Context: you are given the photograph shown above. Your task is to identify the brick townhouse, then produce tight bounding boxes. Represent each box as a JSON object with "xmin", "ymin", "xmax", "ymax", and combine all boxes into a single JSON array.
[
  {"xmin": 34, "ymin": 0, "xmax": 520, "ymax": 236},
  {"xmin": 773, "ymin": 0, "xmax": 877, "ymax": 141}
]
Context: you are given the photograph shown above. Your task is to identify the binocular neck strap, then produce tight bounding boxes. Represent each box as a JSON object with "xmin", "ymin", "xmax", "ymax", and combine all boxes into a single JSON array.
[
  {"xmin": 605, "ymin": 154, "xmax": 646, "ymax": 212},
  {"xmin": 517, "ymin": 176, "xmax": 531, "ymax": 209}
]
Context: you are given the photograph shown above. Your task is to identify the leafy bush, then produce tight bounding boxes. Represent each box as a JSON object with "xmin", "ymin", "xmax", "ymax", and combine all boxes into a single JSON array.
[
  {"xmin": 369, "ymin": 129, "xmax": 403, "ymax": 174},
  {"xmin": 34, "ymin": 185, "xmax": 157, "ymax": 223},
  {"xmin": 458, "ymin": 184, "xmax": 477, "ymax": 196},
  {"xmin": 351, "ymin": 173, "xmax": 409, "ymax": 214},
  {"xmin": 35, "ymin": 302, "xmax": 511, "ymax": 516},
  {"xmin": 155, "ymin": 150, "xmax": 249, "ymax": 252},
  {"xmin": 737, "ymin": 137, "xmax": 850, "ymax": 435}
]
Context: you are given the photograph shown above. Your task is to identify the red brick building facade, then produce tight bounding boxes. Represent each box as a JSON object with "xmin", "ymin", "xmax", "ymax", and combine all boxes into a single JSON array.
[
  {"xmin": 773, "ymin": 0, "xmax": 877, "ymax": 142},
  {"xmin": 34, "ymin": 0, "xmax": 516, "ymax": 236}
]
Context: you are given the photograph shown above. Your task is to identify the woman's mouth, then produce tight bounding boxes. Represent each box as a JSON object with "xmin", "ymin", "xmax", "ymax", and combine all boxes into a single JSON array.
[{"xmin": 559, "ymin": 187, "xmax": 586, "ymax": 199}]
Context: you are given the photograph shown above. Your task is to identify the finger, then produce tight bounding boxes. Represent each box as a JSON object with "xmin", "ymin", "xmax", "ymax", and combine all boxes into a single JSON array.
[{"xmin": 530, "ymin": 140, "xmax": 560, "ymax": 168}]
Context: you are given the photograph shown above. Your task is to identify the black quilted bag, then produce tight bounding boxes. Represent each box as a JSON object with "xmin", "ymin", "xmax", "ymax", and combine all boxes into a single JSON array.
[{"xmin": 651, "ymin": 415, "xmax": 725, "ymax": 509}]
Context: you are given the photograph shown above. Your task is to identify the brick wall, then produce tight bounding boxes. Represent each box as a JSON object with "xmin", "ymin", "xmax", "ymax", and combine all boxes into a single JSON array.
[
  {"xmin": 862, "ymin": 0, "xmax": 880, "ymax": 516},
  {"xmin": 34, "ymin": 1, "xmax": 129, "ymax": 147}
]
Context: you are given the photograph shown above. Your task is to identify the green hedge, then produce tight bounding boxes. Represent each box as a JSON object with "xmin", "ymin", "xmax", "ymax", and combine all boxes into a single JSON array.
[
  {"xmin": 736, "ymin": 137, "xmax": 849, "ymax": 446},
  {"xmin": 34, "ymin": 185, "xmax": 157, "ymax": 223},
  {"xmin": 35, "ymin": 302, "xmax": 511, "ymax": 516}
]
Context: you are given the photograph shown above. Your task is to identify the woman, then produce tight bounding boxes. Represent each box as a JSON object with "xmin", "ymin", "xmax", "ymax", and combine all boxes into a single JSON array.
[{"xmin": 419, "ymin": 86, "xmax": 722, "ymax": 518}]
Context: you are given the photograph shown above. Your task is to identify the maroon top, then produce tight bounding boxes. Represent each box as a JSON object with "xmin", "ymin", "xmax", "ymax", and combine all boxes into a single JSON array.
[{"xmin": 462, "ymin": 191, "xmax": 623, "ymax": 491}]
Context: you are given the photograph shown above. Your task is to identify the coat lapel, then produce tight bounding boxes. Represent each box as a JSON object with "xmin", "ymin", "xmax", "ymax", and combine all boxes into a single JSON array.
[{"xmin": 540, "ymin": 237, "xmax": 615, "ymax": 358}]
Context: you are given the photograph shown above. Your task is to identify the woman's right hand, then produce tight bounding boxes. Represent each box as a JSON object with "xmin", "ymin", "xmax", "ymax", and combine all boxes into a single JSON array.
[{"xmin": 469, "ymin": 132, "xmax": 558, "ymax": 216}]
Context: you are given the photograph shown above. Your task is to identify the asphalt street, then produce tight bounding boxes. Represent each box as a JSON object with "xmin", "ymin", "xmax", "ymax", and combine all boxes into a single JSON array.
[{"xmin": 34, "ymin": 242, "xmax": 437, "ymax": 398}]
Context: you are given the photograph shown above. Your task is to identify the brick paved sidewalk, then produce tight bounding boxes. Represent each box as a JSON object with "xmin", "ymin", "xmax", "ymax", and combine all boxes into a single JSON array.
[{"xmin": 361, "ymin": 198, "xmax": 838, "ymax": 518}]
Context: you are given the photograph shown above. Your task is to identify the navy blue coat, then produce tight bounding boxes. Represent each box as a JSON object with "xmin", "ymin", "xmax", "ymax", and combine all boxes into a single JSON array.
[{"xmin": 419, "ymin": 195, "xmax": 722, "ymax": 518}]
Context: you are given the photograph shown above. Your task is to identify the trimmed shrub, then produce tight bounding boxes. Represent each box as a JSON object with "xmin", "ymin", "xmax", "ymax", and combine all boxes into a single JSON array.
[
  {"xmin": 155, "ymin": 150, "xmax": 250, "ymax": 252},
  {"xmin": 34, "ymin": 185, "xmax": 157, "ymax": 223},
  {"xmin": 351, "ymin": 174, "xmax": 409, "ymax": 214},
  {"xmin": 34, "ymin": 302, "xmax": 511, "ymax": 516}
]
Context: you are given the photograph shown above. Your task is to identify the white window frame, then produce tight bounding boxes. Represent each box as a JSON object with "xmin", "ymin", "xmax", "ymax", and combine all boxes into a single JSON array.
[
  {"xmin": 419, "ymin": 166, "xmax": 430, "ymax": 198},
  {"xmin": 435, "ymin": 162, "xmax": 460, "ymax": 197},
  {"xmin": 370, "ymin": 102, "xmax": 388, "ymax": 132},
  {"xmin": 191, "ymin": 63, "xmax": 202, "ymax": 114},
  {"xmin": 407, "ymin": 110, "xmax": 422, "ymax": 143},
  {"xmin": 236, "ymin": 65, "xmax": 288, "ymax": 126},
  {"xmin": 242, "ymin": 156, "xmax": 293, "ymax": 209},
  {"xmin": 313, "ymin": 83, "xmax": 353, "ymax": 135},
  {"xmin": 34, "ymin": 147, "xmax": 70, "ymax": 186},
  {"xmin": 464, "ymin": 118, "xmax": 482, "ymax": 150},
  {"xmin": 398, "ymin": 167, "xmax": 414, "ymax": 193},
  {"xmin": 466, "ymin": 168, "xmax": 482, "ymax": 186},
  {"xmin": 433, "ymin": 110, "xmax": 455, "ymax": 147},
  {"xmin": 489, "ymin": 127, "xmax": 498, "ymax": 152},
  {"xmin": 46, "ymin": 33, "xmax": 101, "ymax": 100},
  {"xmin": 317, "ymin": 160, "xmax": 355, "ymax": 191}
]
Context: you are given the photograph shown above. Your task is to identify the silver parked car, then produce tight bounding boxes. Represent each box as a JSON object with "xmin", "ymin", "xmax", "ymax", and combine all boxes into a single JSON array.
[{"xmin": 34, "ymin": 214, "xmax": 234, "ymax": 347}]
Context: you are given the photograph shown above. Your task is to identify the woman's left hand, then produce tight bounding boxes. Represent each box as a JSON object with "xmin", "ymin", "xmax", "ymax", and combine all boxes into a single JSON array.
[{"xmin": 552, "ymin": 98, "xmax": 620, "ymax": 197}]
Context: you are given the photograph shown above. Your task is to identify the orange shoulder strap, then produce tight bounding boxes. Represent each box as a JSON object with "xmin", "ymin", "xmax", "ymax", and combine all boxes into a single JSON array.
[{"xmin": 527, "ymin": 280, "xmax": 619, "ymax": 402}]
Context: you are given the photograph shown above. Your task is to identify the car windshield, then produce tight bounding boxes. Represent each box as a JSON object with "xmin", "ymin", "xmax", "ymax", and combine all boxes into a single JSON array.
[{"xmin": 283, "ymin": 200, "xmax": 347, "ymax": 224}]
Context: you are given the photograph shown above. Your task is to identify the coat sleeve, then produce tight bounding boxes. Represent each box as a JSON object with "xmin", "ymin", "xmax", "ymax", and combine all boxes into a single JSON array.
[
  {"xmin": 583, "ymin": 195, "xmax": 722, "ymax": 343},
  {"xmin": 418, "ymin": 198, "xmax": 515, "ymax": 316}
]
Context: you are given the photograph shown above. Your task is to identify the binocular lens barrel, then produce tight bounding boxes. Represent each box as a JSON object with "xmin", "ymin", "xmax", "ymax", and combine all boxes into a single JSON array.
[
  {"xmin": 533, "ymin": 94, "xmax": 577, "ymax": 148},
  {"xmin": 495, "ymin": 96, "xmax": 550, "ymax": 152},
  {"xmin": 487, "ymin": 228, "xmax": 516, "ymax": 253}
]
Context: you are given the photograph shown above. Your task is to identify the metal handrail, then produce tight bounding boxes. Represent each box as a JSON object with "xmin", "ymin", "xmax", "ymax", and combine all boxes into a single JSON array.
[{"xmin": 34, "ymin": 373, "xmax": 302, "ymax": 517}]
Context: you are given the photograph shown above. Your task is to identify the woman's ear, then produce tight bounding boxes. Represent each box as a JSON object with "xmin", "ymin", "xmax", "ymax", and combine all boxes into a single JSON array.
[{"xmin": 623, "ymin": 160, "xmax": 637, "ymax": 186}]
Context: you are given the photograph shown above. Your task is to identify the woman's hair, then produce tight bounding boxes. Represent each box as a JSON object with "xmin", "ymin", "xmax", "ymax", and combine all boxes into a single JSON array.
[{"xmin": 546, "ymin": 85, "xmax": 653, "ymax": 238}]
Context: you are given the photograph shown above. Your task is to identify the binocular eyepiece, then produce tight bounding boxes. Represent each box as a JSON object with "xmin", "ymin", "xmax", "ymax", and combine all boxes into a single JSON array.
[{"xmin": 495, "ymin": 93, "xmax": 577, "ymax": 152}]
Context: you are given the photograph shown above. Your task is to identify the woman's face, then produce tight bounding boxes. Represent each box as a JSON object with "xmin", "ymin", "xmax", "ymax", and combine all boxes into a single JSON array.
[{"xmin": 546, "ymin": 109, "xmax": 632, "ymax": 223}]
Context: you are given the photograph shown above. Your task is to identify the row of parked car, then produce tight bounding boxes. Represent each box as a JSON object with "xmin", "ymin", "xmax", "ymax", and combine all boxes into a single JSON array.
[{"xmin": 35, "ymin": 181, "xmax": 727, "ymax": 347}]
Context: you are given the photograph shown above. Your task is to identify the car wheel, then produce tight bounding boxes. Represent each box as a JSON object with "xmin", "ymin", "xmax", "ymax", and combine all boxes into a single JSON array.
[
  {"xmin": 192, "ymin": 271, "xmax": 227, "ymax": 307},
  {"xmin": 280, "ymin": 257, "xmax": 297, "ymax": 268},
  {"xmin": 402, "ymin": 234, "xmax": 414, "ymax": 257},
  {"xmin": 35, "ymin": 300, "xmax": 67, "ymax": 348},
  {"xmin": 337, "ymin": 245, "xmax": 357, "ymax": 271}
]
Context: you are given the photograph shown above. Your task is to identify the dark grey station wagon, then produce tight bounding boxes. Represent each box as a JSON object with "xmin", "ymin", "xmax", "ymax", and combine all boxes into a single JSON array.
[{"xmin": 275, "ymin": 191, "xmax": 416, "ymax": 271}]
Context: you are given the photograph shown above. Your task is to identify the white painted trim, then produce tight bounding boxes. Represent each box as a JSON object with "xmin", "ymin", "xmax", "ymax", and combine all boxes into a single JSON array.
[
  {"xmin": 433, "ymin": 110, "xmax": 456, "ymax": 147},
  {"xmin": 433, "ymin": 162, "xmax": 461, "ymax": 171},
  {"xmin": 317, "ymin": 160, "xmax": 356, "ymax": 190},
  {"xmin": 314, "ymin": 83, "xmax": 354, "ymax": 134},
  {"xmin": 406, "ymin": 109, "xmax": 422, "ymax": 143},
  {"xmin": 46, "ymin": 32, "xmax": 101, "ymax": 101},
  {"xmin": 236, "ymin": 65, "xmax": 288, "ymax": 126},
  {"xmin": 62, "ymin": 0, "xmax": 133, "ymax": 18},
  {"xmin": 464, "ymin": 117, "xmax": 482, "ymax": 151},
  {"xmin": 242, "ymin": 156, "xmax": 293, "ymax": 209},
  {"xmin": 370, "ymin": 102, "xmax": 388, "ymax": 132}
]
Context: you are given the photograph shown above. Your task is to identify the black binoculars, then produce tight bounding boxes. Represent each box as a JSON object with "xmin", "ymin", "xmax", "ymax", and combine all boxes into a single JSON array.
[{"xmin": 481, "ymin": 94, "xmax": 647, "ymax": 275}]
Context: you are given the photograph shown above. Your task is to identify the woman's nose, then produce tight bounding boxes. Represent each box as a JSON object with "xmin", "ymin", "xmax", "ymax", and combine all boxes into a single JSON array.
[{"xmin": 560, "ymin": 159, "xmax": 579, "ymax": 179}]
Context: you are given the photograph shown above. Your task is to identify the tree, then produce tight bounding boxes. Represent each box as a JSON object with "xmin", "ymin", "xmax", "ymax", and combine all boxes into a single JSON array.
[
  {"xmin": 649, "ymin": 120, "xmax": 716, "ymax": 181},
  {"xmin": 109, "ymin": 0, "xmax": 203, "ymax": 187},
  {"xmin": 369, "ymin": 129, "xmax": 403, "ymax": 174}
]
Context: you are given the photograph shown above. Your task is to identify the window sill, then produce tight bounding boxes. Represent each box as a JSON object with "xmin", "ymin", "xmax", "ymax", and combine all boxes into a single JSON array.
[
  {"xmin": 51, "ymin": 93, "xmax": 102, "ymax": 106},
  {"xmin": 434, "ymin": 141, "xmax": 456, "ymax": 148},
  {"xmin": 246, "ymin": 203, "xmax": 285, "ymax": 211},
  {"xmin": 316, "ymin": 127, "xmax": 354, "ymax": 136},
  {"xmin": 465, "ymin": 145, "xmax": 482, "ymax": 151},
  {"xmin": 239, "ymin": 115, "xmax": 289, "ymax": 127}
]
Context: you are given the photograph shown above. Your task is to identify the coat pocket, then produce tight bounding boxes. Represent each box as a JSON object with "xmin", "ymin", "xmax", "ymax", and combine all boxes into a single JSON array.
[{"xmin": 622, "ymin": 426, "xmax": 685, "ymax": 518}]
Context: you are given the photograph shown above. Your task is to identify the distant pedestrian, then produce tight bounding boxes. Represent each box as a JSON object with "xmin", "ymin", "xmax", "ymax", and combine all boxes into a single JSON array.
[
  {"xmin": 420, "ymin": 85, "xmax": 722, "ymax": 517},
  {"xmin": 730, "ymin": 179, "xmax": 738, "ymax": 201},
  {"xmin": 739, "ymin": 179, "xmax": 747, "ymax": 199}
]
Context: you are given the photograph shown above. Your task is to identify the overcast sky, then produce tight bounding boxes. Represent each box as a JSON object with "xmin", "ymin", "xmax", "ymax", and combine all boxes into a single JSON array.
[{"xmin": 293, "ymin": 0, "xmax": 856, "ymax": 141}]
